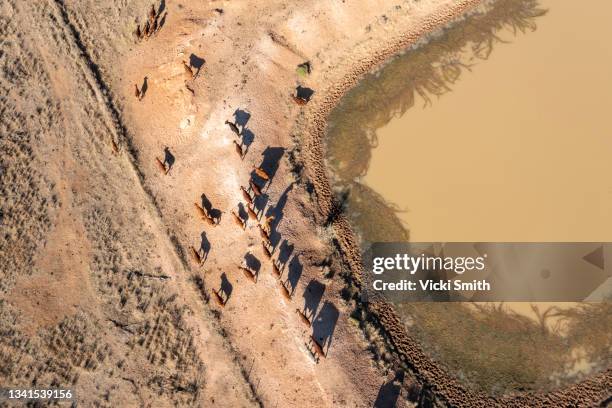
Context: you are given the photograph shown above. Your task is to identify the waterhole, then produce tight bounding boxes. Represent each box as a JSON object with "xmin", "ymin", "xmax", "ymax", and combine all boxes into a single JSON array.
[{"xmin": 325, "ymin": 0, "xmax": 611, "ymax": 395}]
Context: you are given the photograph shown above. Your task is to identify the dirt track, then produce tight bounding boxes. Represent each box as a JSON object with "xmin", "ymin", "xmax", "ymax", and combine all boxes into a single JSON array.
[
  {"xmin": 1, "ymin": 0, "xmax": 254, "ymax": 406},
  {"xmin": 1, "ymin": 0, "xmax": 610, "ymax": 407}
]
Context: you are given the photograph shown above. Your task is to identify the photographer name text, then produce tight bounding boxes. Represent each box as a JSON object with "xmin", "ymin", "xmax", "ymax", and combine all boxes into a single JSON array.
[{"xmin": 372, "ymin": 279, "xmax": 491, "ymax": 292}]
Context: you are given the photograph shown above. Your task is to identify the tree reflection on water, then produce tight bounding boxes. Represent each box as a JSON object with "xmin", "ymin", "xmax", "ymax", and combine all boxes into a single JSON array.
[
  {"xmin": 325, "ymin": 0, "xmax": 548, "ymax": 243},
  {"xmin": 326, "ymin": 0, "xmax": 612, "ymax": 396}
]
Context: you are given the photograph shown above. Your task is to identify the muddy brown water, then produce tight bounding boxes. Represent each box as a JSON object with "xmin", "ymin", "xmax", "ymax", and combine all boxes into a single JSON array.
[
  {"xmin": 325, "ymin": 0, "xmax": 611, "ymax": 396},
  {"xmin": 366, "ymin": 0, "xmax": 612, "ymax": 243}
]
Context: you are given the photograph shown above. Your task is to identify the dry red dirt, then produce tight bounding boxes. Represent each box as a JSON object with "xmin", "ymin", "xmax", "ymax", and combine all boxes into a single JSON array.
[{"xmin": 1, "ymin": 0, "xmax": 609, "ymax": 407}]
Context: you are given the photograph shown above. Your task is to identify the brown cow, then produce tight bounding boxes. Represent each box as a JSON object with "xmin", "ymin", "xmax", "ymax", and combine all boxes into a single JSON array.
[
  {"xmin": 231, "ymin": 210, "xmax": 246, "ymax": 230},
  {"xmin": 239, "ymin": 266, "xmax": 257, "ymax": 283},
  {"xmin": 279, "ymin": 279, "xmax": 291, "ymax": 300},
  {"xmin": 246, "ymin": 204, "xmax": 258, "ymax": 221},
  {"xmin": 134, "ymin": 84, "xmax": 141, "ymax": 100},
  {"xmin": 292, "ymin": 95, "xmax": 308, "ymax": 106},
  {"xmin": 249, "ymin": 180, "xmax": 263, "ymax": 196},
  {"xmin": 111, "ymin": 139, "xmax": 120, "ymax": 155},
  {"xmin": 190, "ymin": 246, "xmax": 203, "ymax": 265},
  {"xmin": 262, "ymin": 215, "xmax": 275, "ymax": 234},
  {"xmin": 149, "ymin": 4, "xmax": 157, "ymax": 22},
  {"xmin": 310, "ymin": 335, "xmax": 326, "ymax": 359},
  {"xmin": 261, "ymin": 241, "xmax": 272, "ymax": 259},
  {"xmin": 151, "ymin": 17, "xmax": 158, "ymax": 34},
  {"xmin": 260, "ymin": 230, "xmax": 271, "ymax": 247},
  {"xmin": 233, "ymin": 140, "xmax": 244, "ymax": 159},
  {"xmin": 182, "ymin": 60, "xmax": 194, "ymax": 80},
  {"xmin": 194, "ymin": 203, "xmax": 216, "ymax": 226},
  {"xmin": 258, "ymin": 225, "xmax": 270, "ymax": 241},
  {"xmin": 252, "ymin": 166, "xmax": 270, "ymax": 181},
  {"xmin": 155, "ymin": 157, "xmax": 169, "ymax": 174},
  {"xmin": 296, "ymin": 309, "xmax": 312, "ymax": 327},
  {"xmin": 225, "ymin": 120, "xmax": 240, "ymax": 136},
  {"xmin": 240, "ymin": 186, "xmax": 253, "ymax": 205},
  {"xmin": 204, "ymin": 213, "xmax": 216, "ymax": 226},
  {"xmin": 271, "ymin": 261, "xmax": 281, "ymax": 278},
  {"xmin": 212, "ymin": 288, "xmax": 225, "ymax": 307},
  {"xmin": 194, "ymin": 202, "xmax": 207, "ymax": 219}
]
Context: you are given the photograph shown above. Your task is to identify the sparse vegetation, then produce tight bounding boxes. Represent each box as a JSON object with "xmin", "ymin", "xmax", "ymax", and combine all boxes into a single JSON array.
[
  {"xmin": 84, "ymin": 206, "xmax": 206, "ymax": 405},
  {"xmin": 0, "ymin": 10, "xmax": 59, "ymax": 294}
]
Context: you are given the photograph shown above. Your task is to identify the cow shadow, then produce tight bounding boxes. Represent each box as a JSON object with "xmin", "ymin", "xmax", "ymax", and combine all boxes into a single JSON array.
[
  {"xmin": 189, "ymin": 53, "xmax": 206, "ymax": 77},
  {"xmin": 253, "ymin": 192, "xmax": 269, "ymax": 217},
  {"xmin": 140, "ymin": 76, "xmax": 149, "ymax": 98},
  {"xmin": 240, "ymin": 128, "xmax": 255, "ymax": 152},
  {"xmin": 201, "ymin": 193, "xmax": 222, "ymax": 223},
  {"xmin": 237, "ymin": 202, "xmax": 249, "ymax": 223},
  {"xmin": 373, "ymin": 371, "xmax": 404, "ymax": 408},
  {"xmin": 302, "ymin": 279, "xmax": 325, "ymax": 320},
  {"xmin": 296, "ymin": 85, "xmax": 314, "ymax": 101},
  {"xmin": 312, "ymin": 301, "xmax": 339, "ymax": 355},
  {"xmin": 265, "ymin": 183, "xmax": 293, "ymax": 244},
  {"xmin": 201, "ymin": 193, "xmax": 213, "ymax": 213},
  {"xmin": 254, "ymin": 147, "xmax": 284, "ymax": 185},
  {"xmin": 244, "ymin": 253, "xmax": 261, "ymax": 277},
  {"xmin": 158, "ymin": 12, "xmax": 167, "ymax": 29},
  {"xmin": 287, "ymin": 255, "xmax": 303, "ymax": 295},
  {"xmin": 158, "ymin": 0, "xmax": 166, "ymax": 14},
  {"xmin": 200, "ymin": 232, "xmax": 210, "ymax": 261},
  {"xmin": 220, "ymin": 272, "xmax": 233, "ymax": 301},
  {"xmin": 277, "ymin": 240, "xmax": 294, "ymax": 271},
  {"xmin": 233, "ymin": 108, "xmax": 251, "ymax": 128},
  {"xmin": 163, "ymin": 147, "xmax": 175, "ymax": 170}
]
